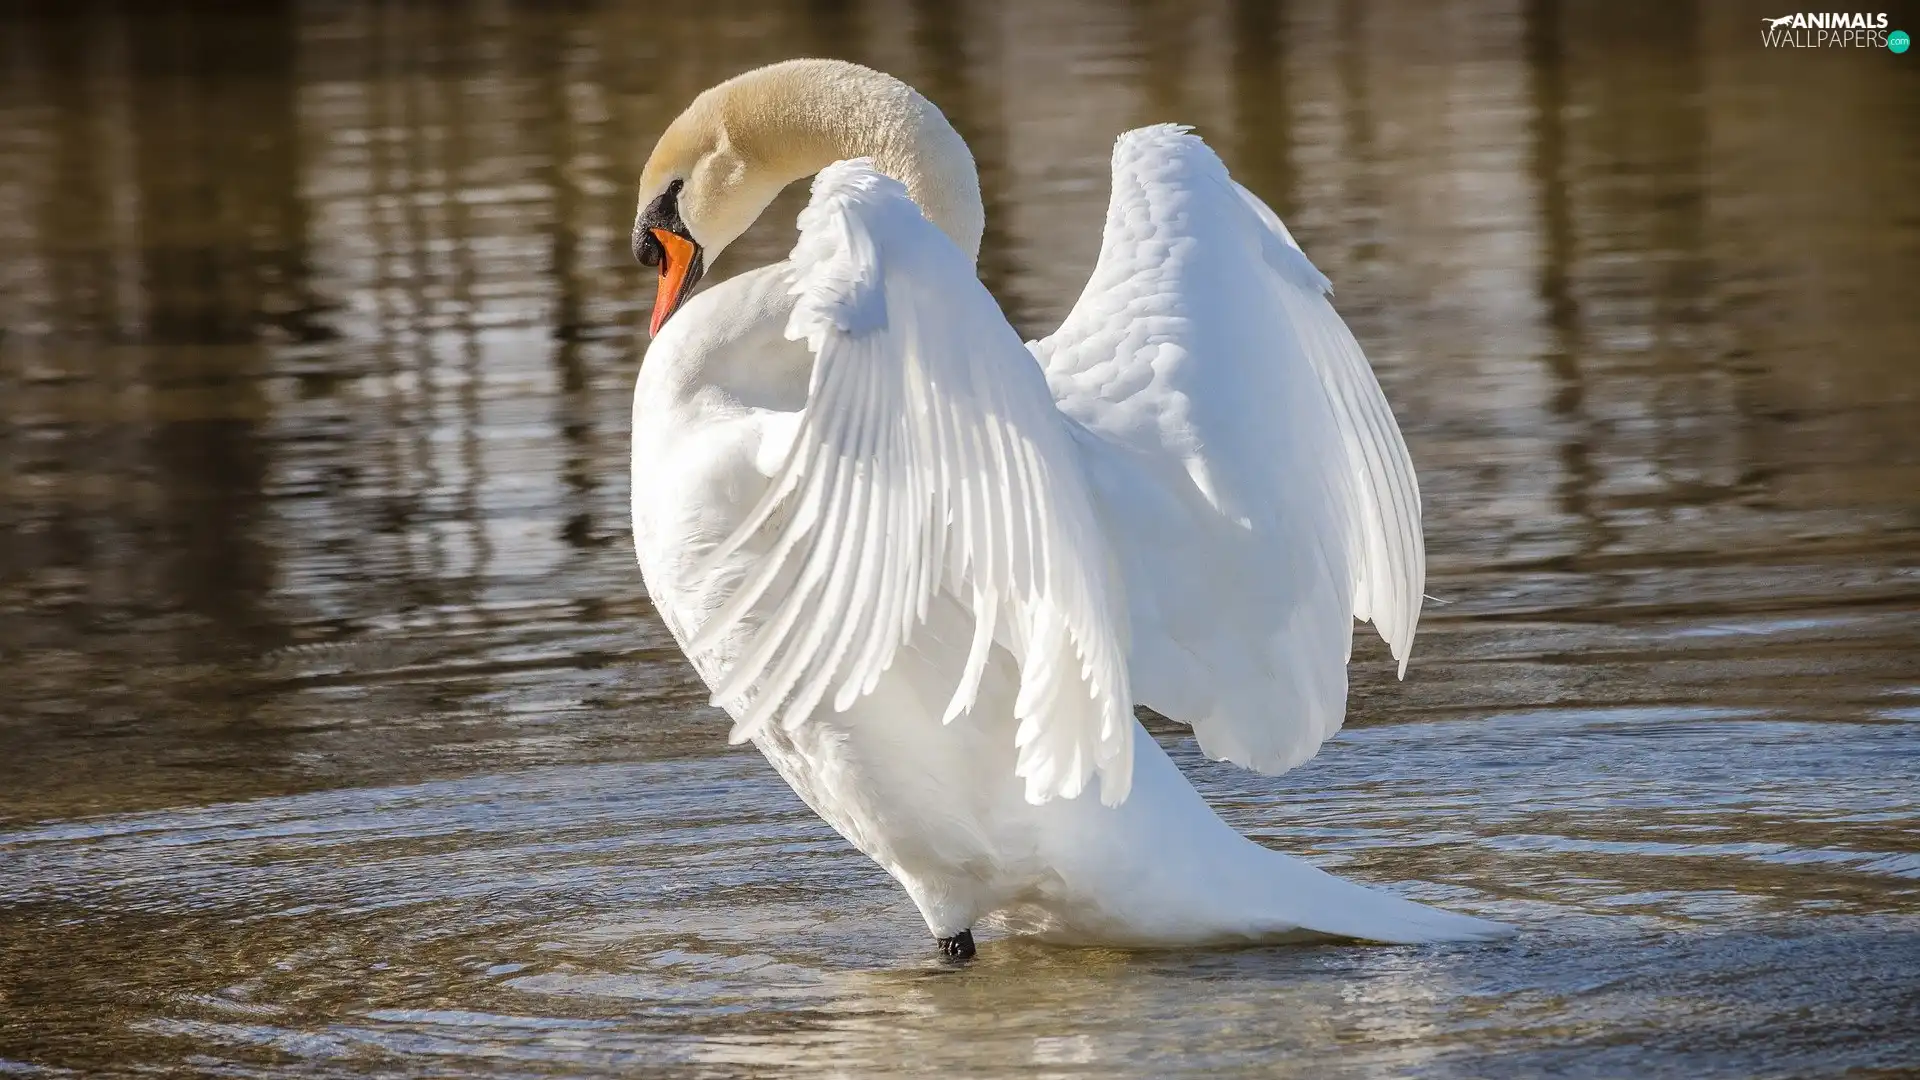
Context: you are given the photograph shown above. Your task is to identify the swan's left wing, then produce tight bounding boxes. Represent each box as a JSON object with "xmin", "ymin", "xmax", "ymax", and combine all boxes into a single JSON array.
[
  {"xmin": 1032, "ymin": 125, "xmax": 1424, "ymax": 777},
  {"xmin": 689, "ymin": 160, "xmax": 1136, "ymax": 805}
]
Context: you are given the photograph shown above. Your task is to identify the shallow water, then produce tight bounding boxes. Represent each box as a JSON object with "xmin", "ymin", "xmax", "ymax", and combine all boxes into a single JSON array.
[{"xmin": 2, "ymin": 1, "xmax": 1918, "ymax": 1076}]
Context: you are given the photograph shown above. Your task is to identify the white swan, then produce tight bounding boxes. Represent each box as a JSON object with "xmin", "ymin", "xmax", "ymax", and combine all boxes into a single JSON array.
[{"xmin": 629, "ymin": 59, "xmax": 1512, "ymax": 956}]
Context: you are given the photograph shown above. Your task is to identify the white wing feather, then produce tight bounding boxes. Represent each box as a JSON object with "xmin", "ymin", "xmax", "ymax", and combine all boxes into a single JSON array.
[
  {"xmin": 1032, "ymin": 125, "xmax": 1425, "ymax": 777},
  {"xmin": 690, "ymin": 161, "xmax": 1135, "ymax": 806}
]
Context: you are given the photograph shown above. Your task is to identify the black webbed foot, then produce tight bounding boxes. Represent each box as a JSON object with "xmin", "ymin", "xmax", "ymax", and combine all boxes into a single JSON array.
[{"xmin": 935, "ymin": 929, "xmax": 976, "ymax": 960}]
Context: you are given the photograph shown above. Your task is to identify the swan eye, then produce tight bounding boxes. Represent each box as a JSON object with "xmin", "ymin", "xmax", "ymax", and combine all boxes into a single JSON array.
[{"xmin": 633, "ymin": 178, "xmax": 686, "ymax": 268}]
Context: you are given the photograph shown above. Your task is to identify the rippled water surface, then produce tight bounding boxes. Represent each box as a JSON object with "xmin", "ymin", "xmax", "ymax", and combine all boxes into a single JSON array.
[{"xmin": 3, "ymin": 1, "xmax": 1918, "ymax": 1076}]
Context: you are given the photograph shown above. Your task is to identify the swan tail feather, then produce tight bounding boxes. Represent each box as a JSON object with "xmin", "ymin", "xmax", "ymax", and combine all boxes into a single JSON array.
[{"xmin": 1230, "ymin": 842, "xmax": 1516, "ymax": 945}]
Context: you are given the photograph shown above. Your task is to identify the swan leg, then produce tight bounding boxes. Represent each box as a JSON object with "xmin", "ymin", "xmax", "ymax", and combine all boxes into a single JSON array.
[{"xmin": 935, "ymin": 929, "xmax": 976, "ymax": 959}]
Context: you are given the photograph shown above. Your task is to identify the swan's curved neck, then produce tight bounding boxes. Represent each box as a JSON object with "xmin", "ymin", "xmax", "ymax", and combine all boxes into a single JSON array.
[{"xmin": 709, "ymin": 60, "xmax": 984, "ymax": 262}]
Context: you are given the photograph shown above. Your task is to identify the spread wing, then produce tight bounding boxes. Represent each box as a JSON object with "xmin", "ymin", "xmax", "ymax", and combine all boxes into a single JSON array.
[
  {"xmin": 1032, "ymin": 124, "xmax": 1424, "ymax": 776},
  {"xmin": 689, "ymin": 160, "xmax": 1136, "ymax": 805}
]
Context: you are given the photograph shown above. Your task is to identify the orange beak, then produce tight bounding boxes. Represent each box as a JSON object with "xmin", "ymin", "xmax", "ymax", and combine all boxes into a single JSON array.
[{"xmin": 649, "ymin": 228, "xmax": 698, "ymax": 337}]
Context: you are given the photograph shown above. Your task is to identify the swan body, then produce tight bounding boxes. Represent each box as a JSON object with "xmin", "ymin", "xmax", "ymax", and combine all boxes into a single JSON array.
[{"xmin": 630, "ymin": 59, "xmax": 1512, "ymax": 950}]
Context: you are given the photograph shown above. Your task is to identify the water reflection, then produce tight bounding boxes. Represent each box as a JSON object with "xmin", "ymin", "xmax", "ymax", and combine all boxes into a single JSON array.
[{"xmin": 0, "ymin": 0, "xmax": 1916, "ymax": 1075}]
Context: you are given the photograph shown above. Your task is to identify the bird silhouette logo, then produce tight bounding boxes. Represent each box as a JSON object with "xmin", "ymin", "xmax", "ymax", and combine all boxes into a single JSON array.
[{"xmin": 1763, "ymin": 15, "xmax": 1797, "ymax": 28}]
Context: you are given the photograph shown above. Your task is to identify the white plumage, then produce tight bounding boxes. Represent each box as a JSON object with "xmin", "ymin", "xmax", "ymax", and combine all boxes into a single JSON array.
[
  {"xmin": 1037, "ymin": 126, "xmax": 1425, "ymax": 778},
  {"xmin": 691, "ymin": 165, "xmax": 1134, "ymax": 806},
  {"xmin": 631, "ymin": 63, "xmax": 1511, "ymax": 949}
]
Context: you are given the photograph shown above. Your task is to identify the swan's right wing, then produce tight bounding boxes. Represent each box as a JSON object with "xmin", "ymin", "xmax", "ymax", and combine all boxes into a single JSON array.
[
  {"xmin": 1032, "ymin": 125, "xmax": 1424, "ymax": 777},
  {"xmin": 688, "ymin": 160, "xmax": 1136, "ymax": 806}
]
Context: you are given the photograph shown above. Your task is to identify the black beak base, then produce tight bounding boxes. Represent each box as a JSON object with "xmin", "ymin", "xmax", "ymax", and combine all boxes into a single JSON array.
[{"xmin": 634, "ymin": 177, "xmax": 705, "ymax": 333}]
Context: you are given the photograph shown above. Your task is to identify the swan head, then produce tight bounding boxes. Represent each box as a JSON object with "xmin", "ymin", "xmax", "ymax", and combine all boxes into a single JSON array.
[
  {"xmin": 635, "ymin": 59, "xmax": 983, "ymax": 336},
  {"xmin": 633, "ymin": 96, "xmax": 761, "ymax": 337}
]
